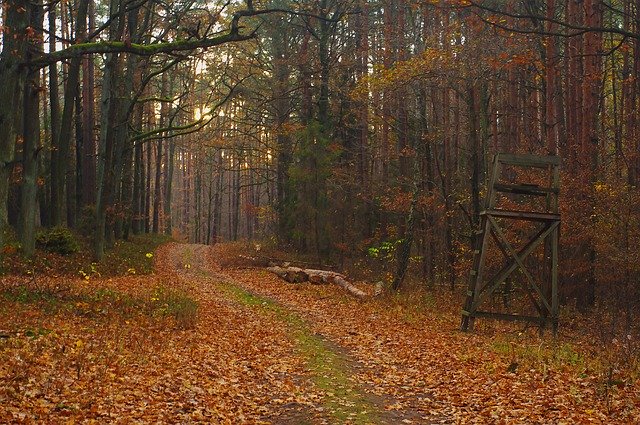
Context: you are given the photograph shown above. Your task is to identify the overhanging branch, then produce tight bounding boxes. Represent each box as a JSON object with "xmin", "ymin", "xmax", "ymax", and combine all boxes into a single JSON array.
[{"xmin": 27, "ymin": 30, "xmax": 252, "ymax": 68}]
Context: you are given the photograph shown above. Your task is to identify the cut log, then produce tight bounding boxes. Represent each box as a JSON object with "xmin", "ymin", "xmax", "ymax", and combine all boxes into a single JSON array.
[
  {"xmin": 267, "ymin": 266, "xmax": 308, "ymax": 283},
  {"xmin": 374, "ymin": 281, "xmax": 384, "ymax": 296},
  {"xmin": 267, "ymin": 266, "xmax": 368, "ymax": 299},
  {"xmin": 330, "ymin": 274, "xmax": 368, "ymax": 299}
]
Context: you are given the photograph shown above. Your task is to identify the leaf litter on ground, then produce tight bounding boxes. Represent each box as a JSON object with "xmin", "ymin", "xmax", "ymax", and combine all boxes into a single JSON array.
[{"xmin": 1, "ymin": 241, "xmax": 639, "ymax": 424}]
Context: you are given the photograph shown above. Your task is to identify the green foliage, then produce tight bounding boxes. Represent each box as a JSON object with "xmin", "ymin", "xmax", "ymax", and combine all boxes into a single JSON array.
[
  {"xmin": 0, "ymin": 280, "xmax": 93, "ymax": 316},
  {"xmin": 76, "ymin": 205, "xmax": 97, "ymax": 238},
  {"xmin": 90, "ymin": 287, "xmax": 142, "ymax": 315},
  {"xmin": 491, "ymin": 337, "xmax": 585, "ymax": 372},
  {"xmin": 78, "ymin": 262, "xmax": 100, "ymax": 281},
  {"xmin": 366, "ymin": 239, "xmax": 407, "ymax": 282},
  {"xmin": 101, "ymin": 234, "xmax": 172, "ymax": 276},
  {"xmin": 366, "ymin": 240, "xmax": 398, "ymax": 260},
  {"xmin": 1, "ymin": 230, "xmax": 170, "ymax": 279},
  {"xmin": 22, "ymin": 327, "xmax": 52, "ymax": 339},
  {"xmin": 1, "ymin": 282, "xmax": 66, "ymax": 305},
  {"xmin": 35, "ymin": 227, "xmax": 80, "ymax": 255},
  {"xmin": 554, "ymin": 343, "xmax": 584, "ymax": 367},
  {"xmin": 0, "ymin": 280, "xmax": 197, "ymax": 327},
  {"xmin": 287, "ymin": 120, "xmax": 341, "ymax": 254}
]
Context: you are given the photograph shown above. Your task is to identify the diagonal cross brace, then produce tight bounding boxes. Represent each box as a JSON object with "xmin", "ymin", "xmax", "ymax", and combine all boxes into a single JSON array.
[
  {"xmin": 488, "ymin": 229, "xmax": 544, "ymax": 315},
  {"xmin": 487, "ymin": 216, "xmax": 553, "ymax": 314},
  {"xmin": 469, "ymin": 220, "xmax": 559, "ymax": 314}
]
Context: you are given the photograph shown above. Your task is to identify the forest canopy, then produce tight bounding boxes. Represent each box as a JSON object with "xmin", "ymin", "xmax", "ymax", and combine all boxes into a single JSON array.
[{"xmin": 1, "ymin": 0, "xmax": 639, "ymax": 314}]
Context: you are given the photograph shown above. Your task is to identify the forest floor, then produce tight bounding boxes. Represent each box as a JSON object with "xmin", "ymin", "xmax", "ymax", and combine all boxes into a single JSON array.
[{"xmin": 1, "ymin": 241, "xmax": 639, "ymax": 423}]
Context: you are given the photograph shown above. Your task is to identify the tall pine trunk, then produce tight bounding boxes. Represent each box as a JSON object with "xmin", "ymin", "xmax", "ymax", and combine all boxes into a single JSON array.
[
  {"xmin": 0, "ymin": 0, "xmax": 32, "ymax": 249},
  {"xmin": 19, "ymin": 3, "xmax": 45, "ymax": 256}
]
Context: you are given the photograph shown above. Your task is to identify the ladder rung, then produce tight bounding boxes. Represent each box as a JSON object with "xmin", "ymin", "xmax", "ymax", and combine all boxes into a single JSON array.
[
  {"xmin": 482, "ymin": 209, "xmax": 561, "ymax": 222},
  {"xmin": 494, "ymin": 183, "xmax": 558, "ymax": 196},
  {"xmin": 496, "ymin": 153, "xmax": 561, "ymax": 168}
]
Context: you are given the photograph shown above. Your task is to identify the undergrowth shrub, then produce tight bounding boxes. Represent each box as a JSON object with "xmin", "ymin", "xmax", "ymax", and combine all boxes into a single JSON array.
[
  {"xmin": 150, "ymin": 285, "xmax": 198, "ymax": 329},
  {"xmin": 0, "ymin": 278, "xmax": 74, "ymax": 315},
  {"xmin": 36, "ymin": 227, "xmax": 79, "ymax": 255},
  {"xmin": 1, "ymin": 279, "xmax": 198, "ymax": 329},
  {"xmin": 1, "ymin": 279, "xmax": 71, "ymax": 305},
  {"xmin": 102, "ymin": 234, "xmax": 172, "ymax": 276},
  {"xmin": 76, "ymin": 205, "xmax": 97, "ymax": 238}
]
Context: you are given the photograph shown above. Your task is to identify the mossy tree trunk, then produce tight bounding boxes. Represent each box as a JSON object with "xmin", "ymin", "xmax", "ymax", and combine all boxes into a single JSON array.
[
  {"xmin": 0, "ymin": 0, "xmax": 32, "ymax": 250},
  {"xmin": 19, "ymin": 3, "xmax": 45, "ymax": 257}
]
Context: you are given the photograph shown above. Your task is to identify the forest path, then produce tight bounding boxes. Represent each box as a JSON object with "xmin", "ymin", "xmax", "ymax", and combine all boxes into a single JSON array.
[
  {"xmin": 207, "ymin": 243, "xmax": 635, "ymax": 425},
  {"xmin": 161, "ymin": 242, "xmax": 414, "ymax": 424},
  {"xmin": 149, "ymin": 242, "xmax": 316, "ymax": 423},
  {"xmin": 203, "ymin": 243, "xmax": 449, "ymax": 424}
]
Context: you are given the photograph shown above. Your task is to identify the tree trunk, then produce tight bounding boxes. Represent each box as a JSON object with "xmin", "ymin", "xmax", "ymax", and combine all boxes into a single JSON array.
[
  {"xmin": 163, "ymin": 139, "xmax": 175, "ymax": 235},
  {"xmin": 81, "ymin": 0, "xmax": 96, "ymax": 207},
  {"xmin": 145, "ymin": 136, "xmax": 152, "ymax": 233},
  {"xmin": 271, "ymin": 18, "xmax": 293, "ymax": 243},
  {"xmin": 232, "ymin": 152, "xmax": 241, "ymax": 241},
  {"xmin": 268, "ymin": 266, "xmax": 368, "ymax": 299},
  {"xmin": 19, "ymin": 3, "xmax": 45, "ymax": 256},
  {"xmin": 94, "ymin": 53, "xmax": 119, "ymax": 259},
  {"xmin": 152, "ymin": 138, "xmax": 163, "ymax": 234},
  {"xmin": 545, "ymin": 0, "xmax": 559, "ymax": 154},
  {"xmin": 51, "ymin": 0, "xmax": 88, "ymax": 226},
  {"xmin": 0, "ymin": 0, "xmax": 32, "ymax": 249},
  {"xmin": 47, "ymin": 5, "xmax": 60, "ymax": 227},
  {"xmin": 131, "ymin": 102, "xmax": 144, "ymax": 234},
  {"xmin": 94, "ymin": 0, "xmax": 126, "ymax": 260}
]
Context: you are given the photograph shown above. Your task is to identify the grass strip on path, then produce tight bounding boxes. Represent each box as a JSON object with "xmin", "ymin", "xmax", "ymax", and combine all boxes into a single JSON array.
[{"xmin": 220, "ymin": 283, "xmax": 378, "ymax": 424}]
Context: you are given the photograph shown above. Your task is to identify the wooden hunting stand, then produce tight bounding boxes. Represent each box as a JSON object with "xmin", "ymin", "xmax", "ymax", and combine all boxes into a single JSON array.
[{"xmin": 461, "ymin": 153, "xmax": 561, "ymax": 334}]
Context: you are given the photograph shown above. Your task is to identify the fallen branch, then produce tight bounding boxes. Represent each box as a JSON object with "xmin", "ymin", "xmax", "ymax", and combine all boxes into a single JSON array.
[{"xmin": 267, "ymin": 266, "xmax": 368, "ymax": 299}]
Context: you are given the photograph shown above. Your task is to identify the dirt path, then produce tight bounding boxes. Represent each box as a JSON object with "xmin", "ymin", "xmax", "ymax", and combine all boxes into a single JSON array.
[
  {"xmin": 151, "ymin": 243, "xmax": 318, "ymax": 423},
  {"xmin": 165, "ymin": 242, "xmax": 446, "ymax": 424},
  {"xmin": 202, "ymin": 245, "xmax": 445, "ymax": 424}
]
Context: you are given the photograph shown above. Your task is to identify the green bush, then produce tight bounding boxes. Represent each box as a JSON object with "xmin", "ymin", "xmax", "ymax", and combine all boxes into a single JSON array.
[
  {"xmin": 36, "ymin": 227, "xmax": 80, "ymax": 255},
  {"xmin": 76, "ymin": 205, "xmax": 96, "ymax": 238}
]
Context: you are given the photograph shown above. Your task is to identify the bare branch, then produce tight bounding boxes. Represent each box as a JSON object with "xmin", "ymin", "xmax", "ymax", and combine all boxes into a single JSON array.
[{"xmin": 468, "ymin": 1, "xmax": 638, "ymax": 40}]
